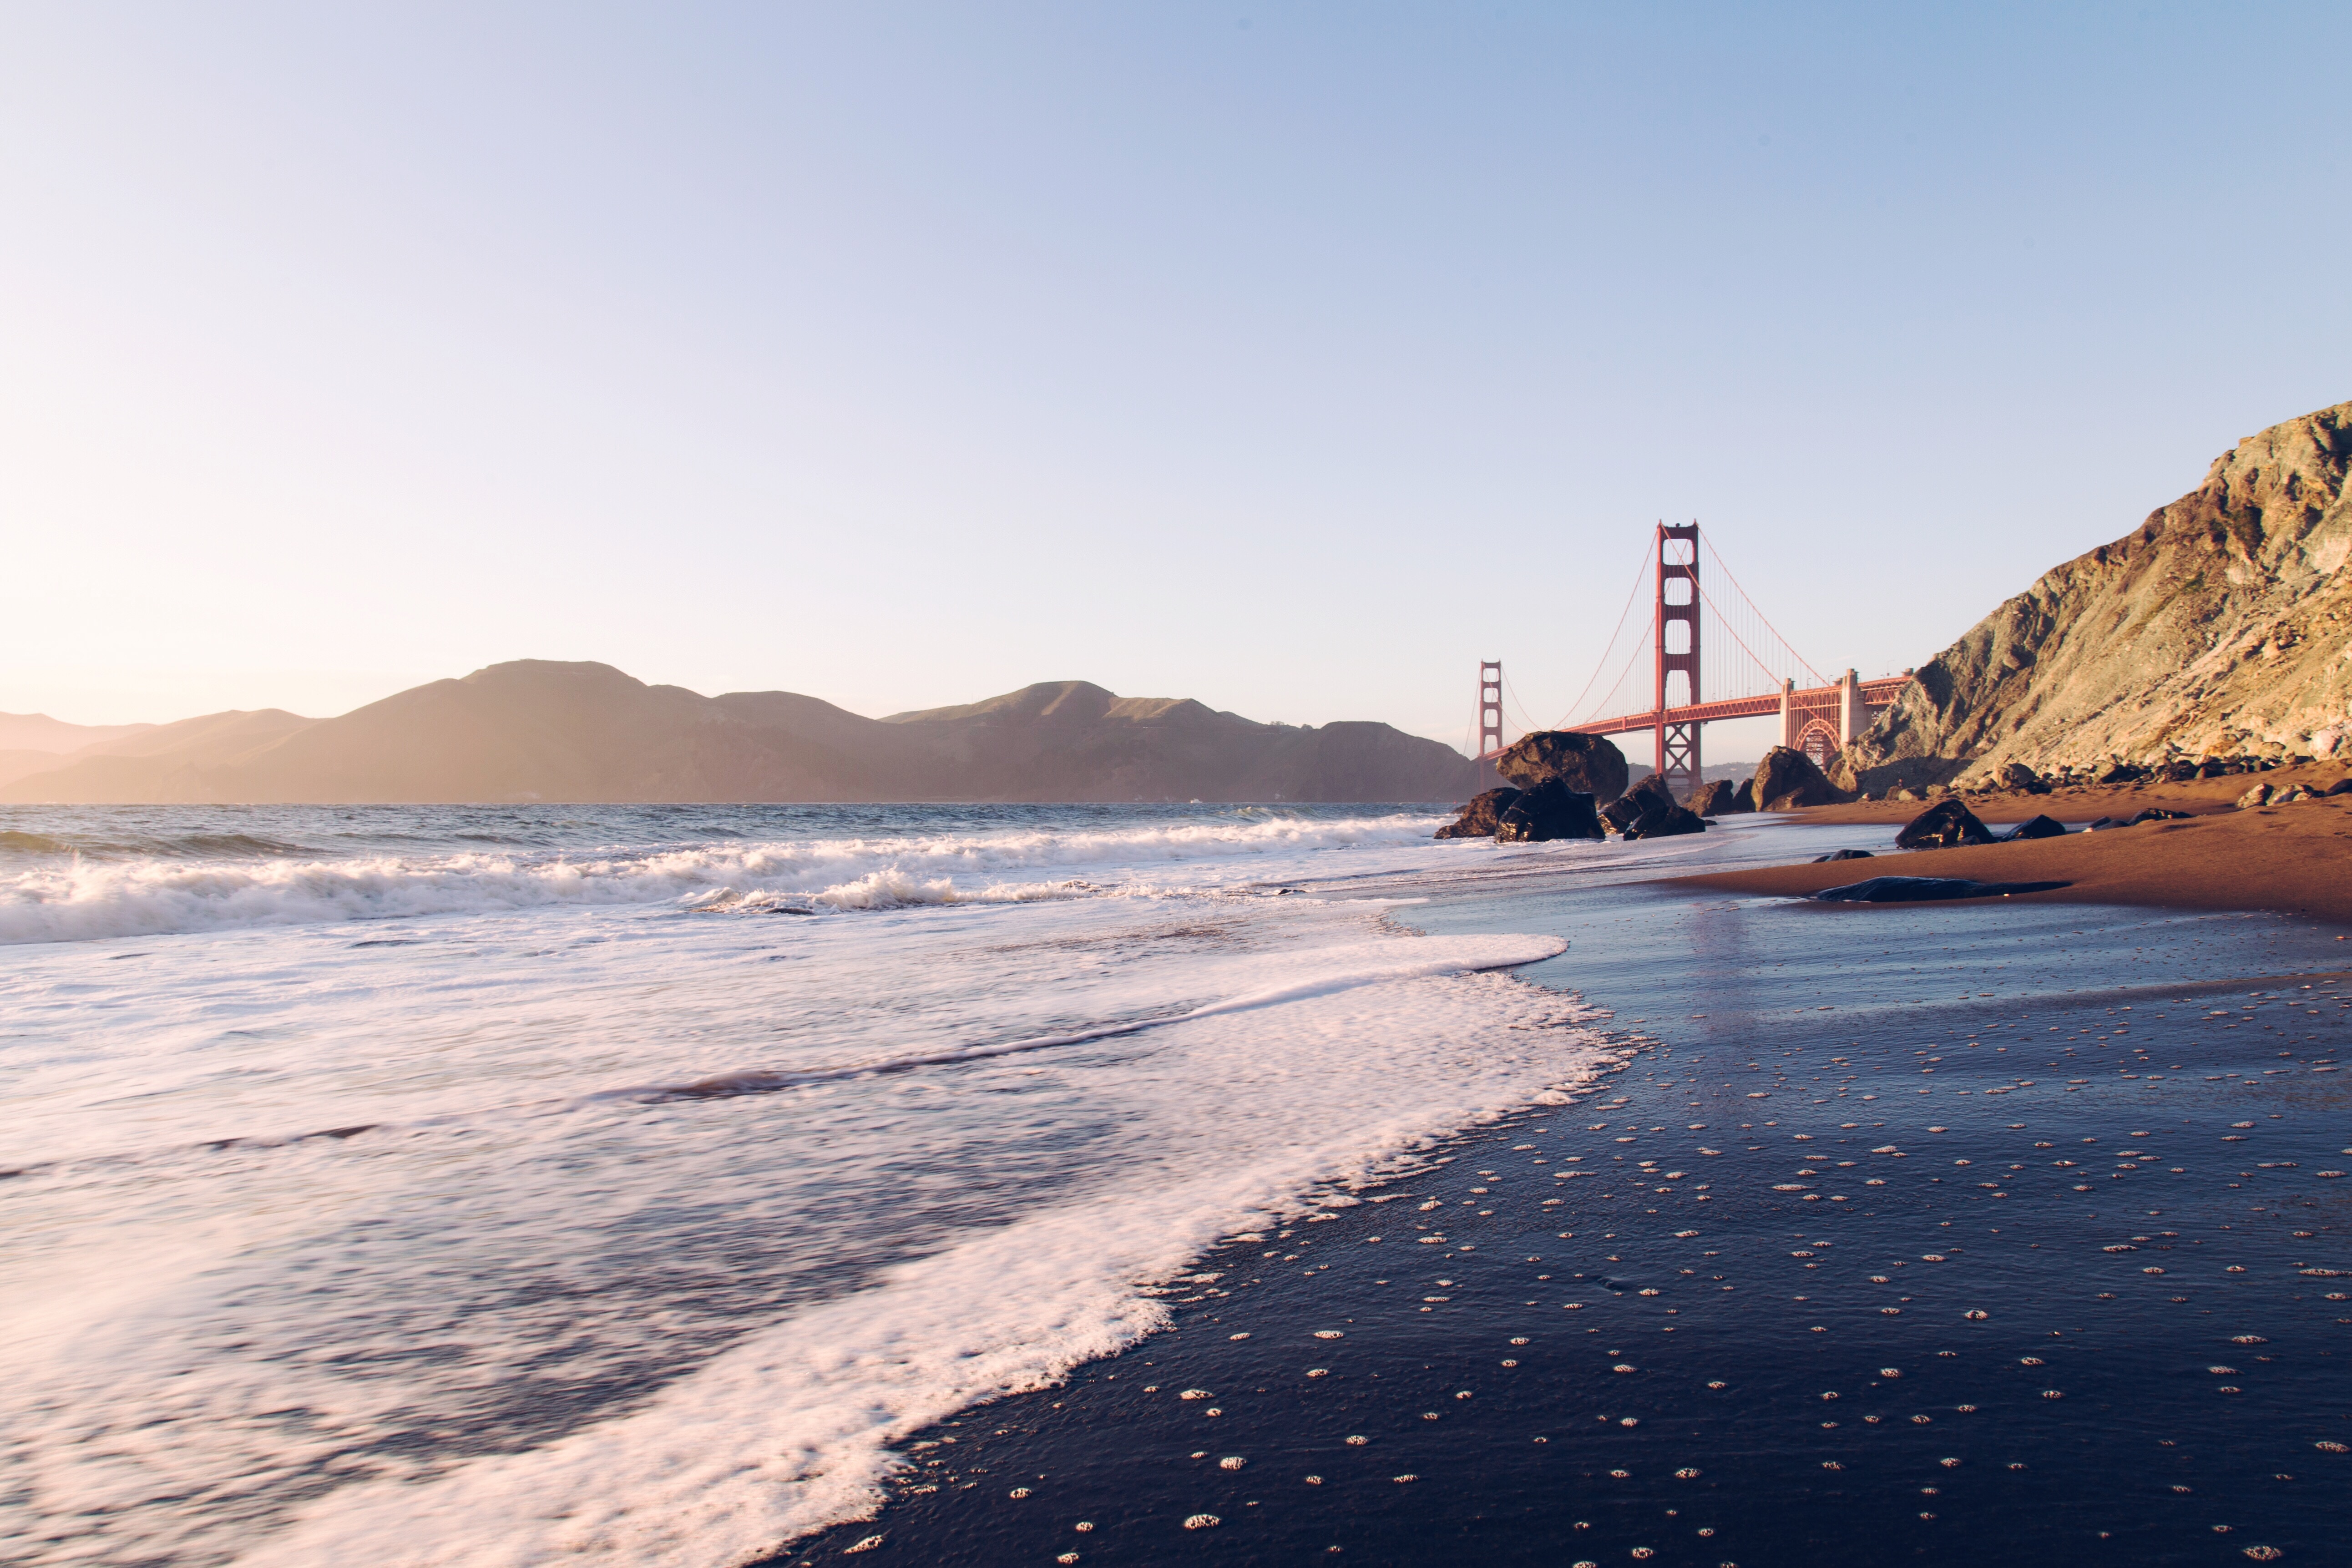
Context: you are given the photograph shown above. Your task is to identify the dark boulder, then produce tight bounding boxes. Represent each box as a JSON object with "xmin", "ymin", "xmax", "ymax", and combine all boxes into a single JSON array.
[
  {"xmin": 1626, "ymin": 773, "xmax": 1676, "ymax": 810},
  {"xmin": 1996, "ymin": 761, "xmax": 2051, "ymax": 794},
  {"xmin": 1598, "ymin": 794, "xmax": 1647, "ymax": 833},
  {"xmin": 1435, "ymin": 787, "xmax": 1521, "ymax": 840},
  {"xmin": 2000, "ymin": 814, "xmax": 2068, "ymax": 841},
  {"xmin": 1731, "ymin": 778, "xmax": 1758, "ymax": 811},
  {"xmin": 1812, "ymin": 848, "xmax": 1875, "ymax": 862},
  {"xmin": 1494, "ymin": 730, "xmax": 1630, "ymax": 803},
  {"xmin": 1811, "ymin": 875, "xmax": 2069, "ymax": 904},
  {"xmin": 1752, "ymin": 746, "xmax": 1844, "ymax": 811},
  {"xmin": 1622, "ymin": 802, "xmax": 1707, "ymax": 840},
  {"xmin": 1493, "ymin": 779, "xmax": 1606, "ymax": 843},
  {"xmin": 2327, "ymin": 778, "xmax": 2352, "ymax": 797},
  {"xmin": 1685, "ymin": 778, "xmax": 1742, "ymax": 815},
  {"xmin": 1894, "ymin": 798, "xmax": 1997, "ymax": 849}
]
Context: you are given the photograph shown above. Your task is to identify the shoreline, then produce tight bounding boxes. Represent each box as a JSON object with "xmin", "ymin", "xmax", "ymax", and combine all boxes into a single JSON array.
[
  {"xmin": 772, "ymin": 828, "xmax": 2352, "ymax": 1566},
  {"xmin": 1789, "ymin": 759, "xmax": 2350, "ymax": 828},
  {"xmin": 1676, "ymin": 791, "xmax": 2352, "ymax": 926}
]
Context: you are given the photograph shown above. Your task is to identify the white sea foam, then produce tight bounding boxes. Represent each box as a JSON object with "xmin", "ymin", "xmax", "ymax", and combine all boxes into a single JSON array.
[
  {"xmin": 0, "ymin": 830, "xmax": 1600, "ymax": 1568},
  {"xmin": 0, "ymin": 813, "xmax": 1457, "ymax": 944}
]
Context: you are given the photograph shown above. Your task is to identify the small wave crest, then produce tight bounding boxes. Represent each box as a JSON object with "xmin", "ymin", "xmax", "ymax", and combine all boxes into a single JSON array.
[{"xmin": 0, "ymin": 814, "xmax": 1444, "ymax": 944}]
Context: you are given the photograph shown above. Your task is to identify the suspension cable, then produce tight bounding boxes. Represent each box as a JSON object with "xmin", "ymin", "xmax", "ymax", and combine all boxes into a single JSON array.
[
  {"xmin": 1692, "ymin": 578, "xmax": 1800, "ymax": 693},
  {"xmin": 1569, "ymin": 609, "xmax": 1658, "ymax": 726},
  {"xmin": 1554, "ymin": 542, "xmax": 1653, "ymax": 728},
  {"xmin": 1701, "ymin": 535, "xmax": 1826, "ymax": 687}
]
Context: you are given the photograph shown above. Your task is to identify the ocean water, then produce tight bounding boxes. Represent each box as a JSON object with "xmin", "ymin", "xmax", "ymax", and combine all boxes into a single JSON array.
[{"xmin": 0, "ymin": 803, "xmax": 1639, "ymax": 1567}]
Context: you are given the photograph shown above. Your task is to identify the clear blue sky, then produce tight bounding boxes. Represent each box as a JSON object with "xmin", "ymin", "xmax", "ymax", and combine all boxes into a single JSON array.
[{"xmin": 5, "ymin": 3, "xmax": 2346, "ymax": 760}]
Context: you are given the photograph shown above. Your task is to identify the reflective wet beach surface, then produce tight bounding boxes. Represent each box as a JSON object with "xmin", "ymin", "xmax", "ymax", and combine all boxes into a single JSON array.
[{"xmin": 780, "ymin": 842, "xmax": 2350, "ymax": 1566}]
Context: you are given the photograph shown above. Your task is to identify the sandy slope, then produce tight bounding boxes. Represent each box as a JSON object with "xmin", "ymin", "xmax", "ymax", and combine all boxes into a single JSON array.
[{"xmin": 1675, "ymin": 785, "xmax": 2352, "ymax": 926}]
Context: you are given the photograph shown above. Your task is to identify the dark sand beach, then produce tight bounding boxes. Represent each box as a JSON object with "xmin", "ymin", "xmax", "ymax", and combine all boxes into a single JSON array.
[{"xmin": 778, "ymin": 820, "xmax": 2351, "ymax": 1567}]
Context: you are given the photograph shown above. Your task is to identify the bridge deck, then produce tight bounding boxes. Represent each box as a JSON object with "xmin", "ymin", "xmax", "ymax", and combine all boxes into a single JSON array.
[{"xmin": 1517, "ymin": 675, "xmax": 1911, "ymax": 746}]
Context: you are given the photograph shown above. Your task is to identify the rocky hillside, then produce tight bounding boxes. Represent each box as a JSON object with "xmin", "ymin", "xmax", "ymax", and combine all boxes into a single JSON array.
[
  {"xmin": 1836, "ymin": 400, "xmax": 2352, "ymax": 794},
  {"xmin": 0, "ymin": 663, "xmax": 1474, "ymax": 804}
]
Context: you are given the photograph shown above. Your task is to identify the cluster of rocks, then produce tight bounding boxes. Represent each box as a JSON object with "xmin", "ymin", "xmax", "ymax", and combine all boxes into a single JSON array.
[
  {"xmin": 1864, "ymin": 753, "xmax": 2352, "ymax": 808},
  {"xmin": 2235, "ymin": 777, "xmax": 2352, "ymax": 809},
  {"xmin": 1889, "ymin": 799, "xmax": 2069, "ymax": 849},
  {"xmin": 1436, "ymin": 733, "xmax": 1866, "ymax": 844},
  {"xmin": 1434, "ymin": 731, "xmax": 1709, "ymax": 843},
  {"xmin": 1934, "ymin": 753, "xmax": 2315, "ymax": 800}
]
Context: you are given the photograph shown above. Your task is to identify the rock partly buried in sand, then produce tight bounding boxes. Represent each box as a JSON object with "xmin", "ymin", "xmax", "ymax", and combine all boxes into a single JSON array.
[
  {"xmin": 1622, "ymin": 802, "xmax": 1707, "ymax": 840},
  {"xmin": 1493, "ymin": 778, "xmax": 1606, "ymax": 842},
  {"xmin": 1811, "ymin": 875, "xmax": 2069, "ymax": 904},
  {"xmin": 1895, "ymin": 798, "xmax": 1997, "ymax": 849},
  {"xmin": 1434, "ymin": 786, "xmax": 1521, "ymax": 839},
  {"xmin": 1752, "ymin": 746, "xmax": 1844, "ymax": 811},
  {"xmin": 1813, "ymin": 848, "xmax": 1875, "ymax": 862},
  {"xmin": 2088, "ymin": 807, "xmax": 2195, "ymax": 830},
  {"xmin": 1494, "ymin": 731, "xmax": 1630, "ymax": 802},
  {"xmin": 2001, "ymin": 814, "xmax": 2068, "ymax": 841},
  {"xmin": 1686, "ymin": 779, "xmax": 1745, "ymax": 815}
]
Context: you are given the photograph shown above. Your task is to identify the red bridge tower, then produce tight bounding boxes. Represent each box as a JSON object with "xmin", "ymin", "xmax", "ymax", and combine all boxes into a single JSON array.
[
  {"xmin": 1477, "ymin": 660, "xmax": 1504, "ymax": 761},
  {"xmin": 1654, "ymin": 523, "xmax": 1702, "ymax": 800}
]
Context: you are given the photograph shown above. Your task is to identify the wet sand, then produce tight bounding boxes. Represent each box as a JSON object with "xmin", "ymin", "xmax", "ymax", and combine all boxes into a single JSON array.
[
  {"xmin": 1679, "ymin": 794, "xmax": 2352, "ymax": 926},
  {"xmin": 772, "ymin": 826, "xmax": 2351, "ymax": 1567}
]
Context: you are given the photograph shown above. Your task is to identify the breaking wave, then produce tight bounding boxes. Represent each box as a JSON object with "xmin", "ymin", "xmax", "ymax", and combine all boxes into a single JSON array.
[{"xmin": 0, "ymin": 812, "xmax": 1451, "ymax": 944}]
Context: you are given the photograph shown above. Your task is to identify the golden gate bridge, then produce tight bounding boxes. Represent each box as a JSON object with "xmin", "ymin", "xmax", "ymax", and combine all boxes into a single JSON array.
[{"xmin": 1473, "ymin": 523, "xmax": 1912, "ymax": 799}]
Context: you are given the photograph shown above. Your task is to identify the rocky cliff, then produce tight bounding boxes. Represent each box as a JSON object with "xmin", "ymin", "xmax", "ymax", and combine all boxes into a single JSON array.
[
  {"xmin": 0, "ymin": 663, "xmax": 1475, "ymax": 804},
  {"xmin": 1836, "ymin": 400, "xmax": 2352, "ymax": 793}
]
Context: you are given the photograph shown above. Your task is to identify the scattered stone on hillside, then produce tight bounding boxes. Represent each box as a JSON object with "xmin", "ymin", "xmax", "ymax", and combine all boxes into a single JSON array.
[
  {"xmin": 1494, "ymin": 731, "xmax": 1630, "ymax": 802},
  {"xmin": 1753, "ymin": 745, "xmax": 1844, "ymax": 811},
  {"xmin": 1493, "ymin": 779, "xmax": 1605, "ymax": 842},
  {"xmin": 2237, "ymin": 783, "xmax": 2273, "ymax": 809},
  {"xmin": 1830, "ymin": 401, "xmax": 2352, "ymax": 794},
  {"xmin": 1895, "ymin": 798, "xmax": 1997, "ymax": 849},
  {"xmin": 1621, "ymin": 802, "xmax": 1707, "ymax": 840},
  {"xmin": 1434, "ymin": 787, "xmax": 1522, "ymax": 840},
  {"xmin": 1685, "ymin": 779, "xmax": 1742, "ymax": 815},
  {"xmin": 2001, "ymin": 814, "xmax": 2068, "ymax": 841},
  {"xmin": 1811, "ymin": 875, "xmax": 2069, "ymax": 904},
  {"xmin": 1813, "ymin": 848, "xmax": 1875, "ymax": 862},
  {"xmin": 1997, "ymin": 762, "xmax": 2049, "ymax": 794}
]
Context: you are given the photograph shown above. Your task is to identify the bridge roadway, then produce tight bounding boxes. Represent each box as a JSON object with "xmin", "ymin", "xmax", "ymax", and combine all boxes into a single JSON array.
[{"xmin": 1481, "ymin": 673, "xmax": 1912, "ymax": 771}]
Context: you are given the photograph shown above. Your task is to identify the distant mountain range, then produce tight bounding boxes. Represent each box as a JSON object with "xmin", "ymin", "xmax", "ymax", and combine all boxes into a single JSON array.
[{"xmin": 0, "ymin": 661, "xmax": 1476, "ymax": 804}]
